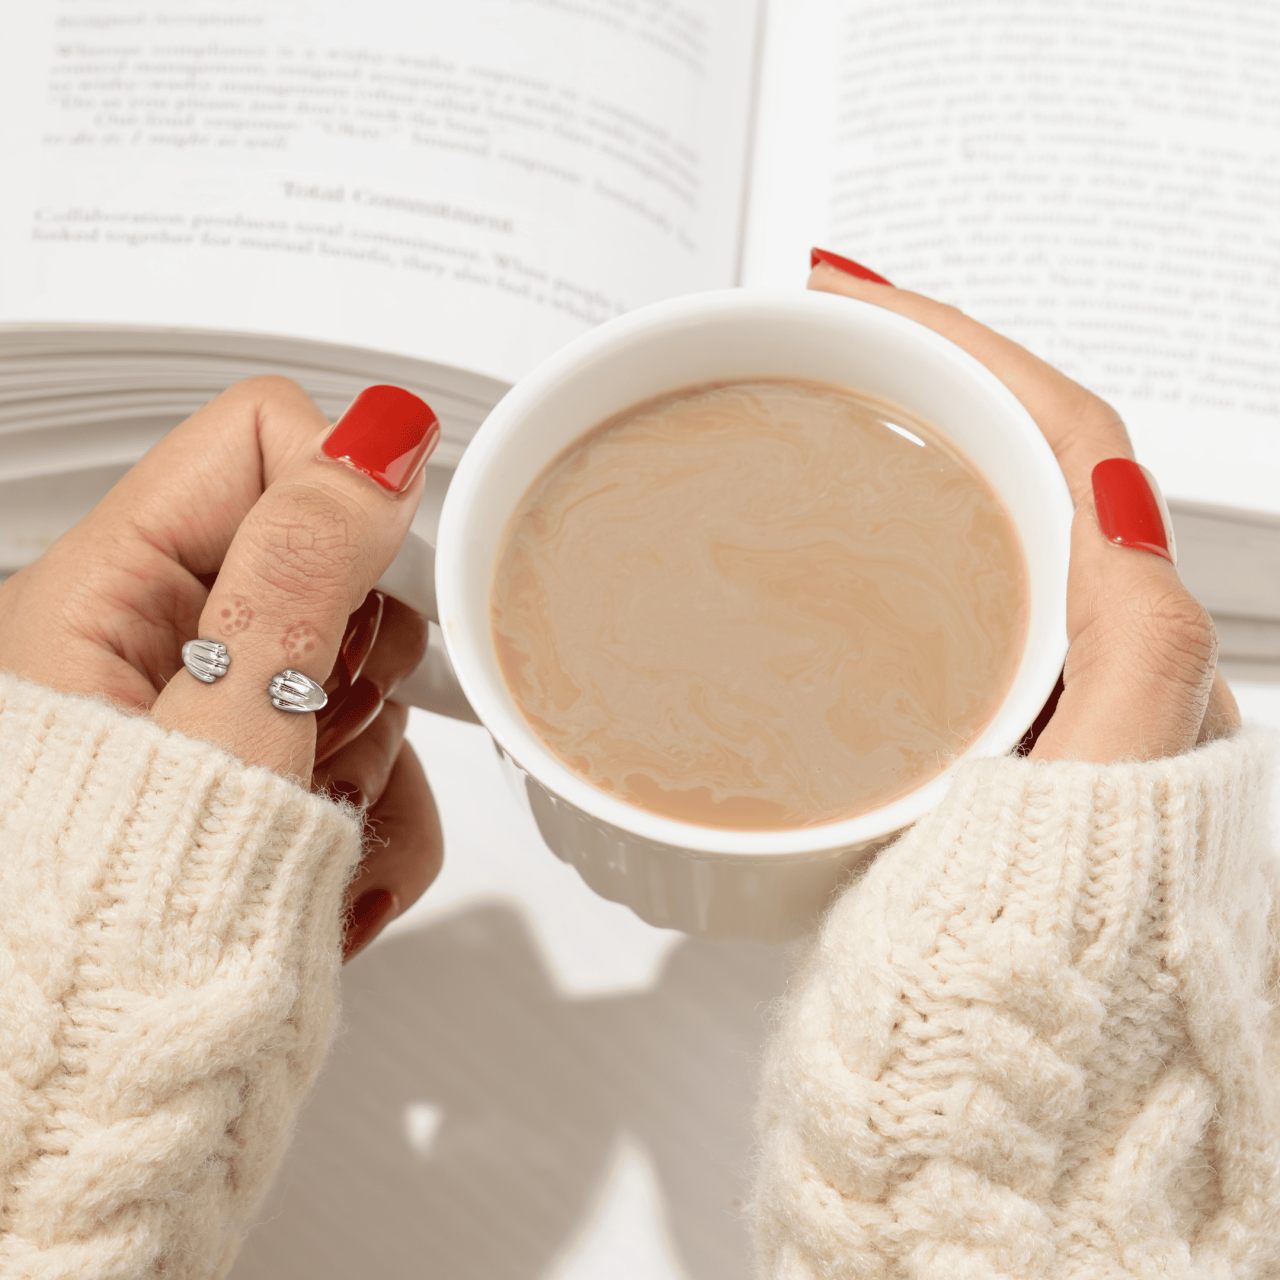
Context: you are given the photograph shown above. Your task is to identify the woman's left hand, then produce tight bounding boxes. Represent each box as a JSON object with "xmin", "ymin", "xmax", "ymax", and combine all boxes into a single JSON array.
[{"xmin": 808, "ymin": 254, "xmax": 1241, "ymax": 761}]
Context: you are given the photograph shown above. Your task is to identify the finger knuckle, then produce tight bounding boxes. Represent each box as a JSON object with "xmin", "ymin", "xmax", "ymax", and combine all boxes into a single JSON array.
[
  {"xmin": 1128, "ymin": 587, "xmax": 1218, "ymax": 675},
  {"xmin": 244, "ymin": 483, "xmax": 367, "ymax": 610},
  {"xmin": 227, "ymin": 373, "xmax": 309, "ymax": 403},
  {"xmin": 932, "ymin": 299, "xmax": 970, "ymax": 326},
  {"xmin": 1075, "ymin": 387, "xmax": 1123, "ymax": 431},
  {"xmin": 218, "ymin": 375, "xmax": 328, "ymax": 431},
  {"xmin": 1059, "ymin": 390, "xmax": 1131, "ymax": 466}
]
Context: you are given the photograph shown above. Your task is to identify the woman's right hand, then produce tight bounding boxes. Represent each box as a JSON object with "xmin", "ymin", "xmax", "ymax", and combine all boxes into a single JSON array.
[
  {"xmin": 0, "ymin": 376, "xmax": 444, "ymax": 960},
  {"xmin": 808, "ymin": 251, "xmax": 1240, "ymax": 762}
]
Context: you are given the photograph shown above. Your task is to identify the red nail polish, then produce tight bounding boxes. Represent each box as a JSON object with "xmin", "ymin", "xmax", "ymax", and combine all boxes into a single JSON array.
[
  {"xmin": 1092, "ymin": 458, "xmax": 1176, "ymax": 564},
  {"xmin": 321, "ymin": 385, "xmax": 440, "ymax": 493},
  {"xmin": 810, "ymin": 247, "xmax": 894, "ymax": 286},
  {"xmin": 343, "ymin": 888, "xmax": 398, "ymax": 962},
  {"xmin": 315, "ymin": 675, "xmax": 384, "ymax": 764}
]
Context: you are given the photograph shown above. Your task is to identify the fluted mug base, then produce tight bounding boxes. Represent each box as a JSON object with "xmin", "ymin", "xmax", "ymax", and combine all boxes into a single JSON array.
[{"xmin": 494, "ymin": 742, "xmax": 886, "ymax": 943}]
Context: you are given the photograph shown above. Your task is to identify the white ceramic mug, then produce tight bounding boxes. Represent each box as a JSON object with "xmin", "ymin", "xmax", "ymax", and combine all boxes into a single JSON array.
[{"xmin": 376, "ymin": 288, "xmax": 1073, "ymax": 943}]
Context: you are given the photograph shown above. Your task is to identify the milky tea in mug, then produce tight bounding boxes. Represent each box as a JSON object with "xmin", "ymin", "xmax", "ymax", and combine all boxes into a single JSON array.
[{"xmin": 490, "ymin": 378, "xmax": 1028, "ymax": 832}]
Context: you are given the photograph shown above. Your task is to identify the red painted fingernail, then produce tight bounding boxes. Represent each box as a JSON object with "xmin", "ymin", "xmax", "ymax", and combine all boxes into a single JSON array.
[
  {"xmin": 321, "ymin": 385, "xmax": 440, "ymax": 493},
  {"xmin": 1092, "ymin": 458, "xmax": 1177, "ymax": 564},
  {"xmin": 343, "ymin": 888, "xmax": 399, "ymax": 962},
  {"xmin": 810, "ymin": 247, "xmax": 894, "ymax": 286},
  {"xmin": 315, "ymin": 675, "xmax": 384, "ymax": 764}
]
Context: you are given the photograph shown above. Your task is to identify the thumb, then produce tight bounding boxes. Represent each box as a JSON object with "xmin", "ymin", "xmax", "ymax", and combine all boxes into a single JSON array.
[
  {"xmin": 1031, "ymin": 458, "xmax": 1236, "ymax": 762},
  {"xmin": 151, "ymin": 385, "xmax": 439, "ymax": 781}
]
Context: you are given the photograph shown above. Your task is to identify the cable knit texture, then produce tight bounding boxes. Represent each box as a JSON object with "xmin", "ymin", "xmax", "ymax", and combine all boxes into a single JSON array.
[
  {"xmin": 0, "ymin": 672, "xmax": 363, "ymax": 1279},
  {"xmin": 752, "ymin": 728, "xmax": 1280, "ymax": 1278}
]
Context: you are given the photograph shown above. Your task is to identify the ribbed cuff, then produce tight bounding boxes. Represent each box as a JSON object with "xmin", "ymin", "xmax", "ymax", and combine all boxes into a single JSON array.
[
  {"xmin": 864, "ymin": 726, "xmax": 1275, "ymax": 971},
  {"xmin": 0, "ymin": 671, "xmax": 364, "ymax": 1273},
  {"xmin": 1, "ymin": 671, "xmax": 362, "ymax": 989},
  {"xmin": 753, "ymin": 727, "xmax": 1280, "ymax": 1279}
]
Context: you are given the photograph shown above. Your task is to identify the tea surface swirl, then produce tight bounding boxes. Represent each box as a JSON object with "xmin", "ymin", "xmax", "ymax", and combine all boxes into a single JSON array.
[{"xmin": 492, "ymin": 379, "xmax": 1028, "ymax": 830}]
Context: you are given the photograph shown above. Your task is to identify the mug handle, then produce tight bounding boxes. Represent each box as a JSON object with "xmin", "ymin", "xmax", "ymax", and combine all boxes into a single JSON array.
[{"xmin": 374, "ymin": 530, "xmax": 481, "ymax": 725}]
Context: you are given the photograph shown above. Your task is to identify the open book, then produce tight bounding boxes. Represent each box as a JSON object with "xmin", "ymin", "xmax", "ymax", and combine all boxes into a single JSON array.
[{"xmin": 2, "ymin": 0, "xmax": 1277, "ymax": 663}]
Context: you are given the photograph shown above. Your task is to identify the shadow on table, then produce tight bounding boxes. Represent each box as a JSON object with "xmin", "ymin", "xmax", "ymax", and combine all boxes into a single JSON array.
[{"xmin": 230, "ymin": 903, "xmax": 794, "ymax": 1280}]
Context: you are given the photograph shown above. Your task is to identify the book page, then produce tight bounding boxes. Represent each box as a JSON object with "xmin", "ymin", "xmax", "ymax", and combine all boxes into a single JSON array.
[
  {"xmin": 744, "ymin": 0, "xmax": 1280, "ymax": 514},
  {"xmin": 0, "ymin": 0, "xmax": 759, "ymax": 384}
]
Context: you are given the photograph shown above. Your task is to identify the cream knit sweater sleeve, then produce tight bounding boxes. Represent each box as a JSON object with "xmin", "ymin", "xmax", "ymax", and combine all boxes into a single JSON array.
[
  {"xmin": 0, "ymin": 672, "xmax": 363, "ymax": 1279},
  {"xmin": 752, "ymin": 728, "xmax": 1280, "ymax": 1278}
]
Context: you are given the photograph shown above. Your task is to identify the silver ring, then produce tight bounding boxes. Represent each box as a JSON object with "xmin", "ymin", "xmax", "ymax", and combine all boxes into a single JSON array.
[
  {"xmin": 268, "ymin": 669, "xmax": 328, "ymax": 713},
  {"xmin": 182, "ymin": 638, "xmax": 230, "ymax": 683}
]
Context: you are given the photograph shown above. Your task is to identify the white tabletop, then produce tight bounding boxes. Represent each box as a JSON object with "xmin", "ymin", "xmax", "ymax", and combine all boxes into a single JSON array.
[{"xmin": 228, "ymin": 705, "xmax": 794, "ymax": 1279}]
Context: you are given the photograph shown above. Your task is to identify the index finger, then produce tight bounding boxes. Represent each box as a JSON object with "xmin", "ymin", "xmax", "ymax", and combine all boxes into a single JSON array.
[{"xmin": 809, "ymin": 264, "xmax": 1134, "ymax": 502}]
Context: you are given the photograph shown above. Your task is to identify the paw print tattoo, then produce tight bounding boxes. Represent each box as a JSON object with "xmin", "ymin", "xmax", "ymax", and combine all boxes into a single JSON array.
[
  {"xmin": 283, "ymin": 621, "xmax": 321, "ymax": 663},
  {"xmin": 219, "ymin": 598, "xmax": 254, "ymax": 634}
]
